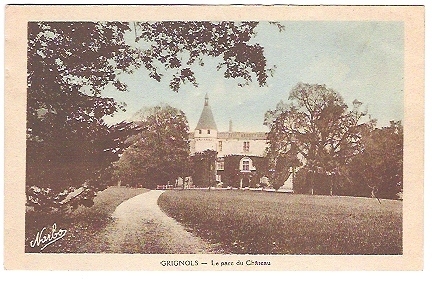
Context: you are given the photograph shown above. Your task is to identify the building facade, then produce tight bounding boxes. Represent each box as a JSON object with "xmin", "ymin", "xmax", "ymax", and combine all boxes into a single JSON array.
[{"xmin": 189, "ymin": 95, "xmax": 293, "ymax": 190}]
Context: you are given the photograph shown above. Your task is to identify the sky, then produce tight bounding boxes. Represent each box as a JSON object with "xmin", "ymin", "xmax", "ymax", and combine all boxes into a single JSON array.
[{"xmin": 102, "ymin": 21, "xmax": 404, "ymax": 132}]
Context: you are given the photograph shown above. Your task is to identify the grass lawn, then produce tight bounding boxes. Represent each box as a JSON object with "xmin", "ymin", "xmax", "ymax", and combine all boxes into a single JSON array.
[
  {"xmin": 25, "ymin": 186, "xmax": 149, "ymax": 253},
  {"xmin": 158, "ymin": 189, "xmax": 402, "ymax": 255}
]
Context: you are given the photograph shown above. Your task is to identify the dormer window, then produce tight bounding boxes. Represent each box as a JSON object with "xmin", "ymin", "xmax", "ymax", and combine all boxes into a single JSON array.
[
  {"xmin": 240, "ymin": 157, "xmax": 255, "ymax": 172},
  {"xmin": 207, "ymin": 129, "xmax": 210, "ymax": 134}
]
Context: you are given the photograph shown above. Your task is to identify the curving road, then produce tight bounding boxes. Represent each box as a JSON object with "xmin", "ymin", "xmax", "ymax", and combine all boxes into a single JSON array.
[{"xmin": 98, "ymin": 190, "xmax": 217, "ymax": 254}]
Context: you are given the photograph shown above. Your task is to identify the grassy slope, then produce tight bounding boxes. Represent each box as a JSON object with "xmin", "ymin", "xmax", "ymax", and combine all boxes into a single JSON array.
[
  {"xmin": 25, "ymin": 187, "xmax": 149, "ymax": 253},
  {"xmin": 158, "ymin": 189, "xmax": 402, "ymax": 255}
]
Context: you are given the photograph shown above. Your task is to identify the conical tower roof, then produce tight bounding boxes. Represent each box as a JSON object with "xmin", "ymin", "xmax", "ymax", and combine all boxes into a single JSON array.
[{"xmin": 195, "ymin": 94, "xmax": 218, "ymax": 131}]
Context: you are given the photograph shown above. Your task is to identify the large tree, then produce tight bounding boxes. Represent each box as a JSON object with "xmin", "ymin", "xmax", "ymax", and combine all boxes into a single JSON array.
[
  {"xmin": 114, "ymin": 105, "xmax": 190, "ymax": 189},
  {"xmin": 27, "ymin": 21, "xmax": 279, "ymax": 210},
  {"xmin": 265, "ymin": 83, "xmax": 371, "ymax": 195}
]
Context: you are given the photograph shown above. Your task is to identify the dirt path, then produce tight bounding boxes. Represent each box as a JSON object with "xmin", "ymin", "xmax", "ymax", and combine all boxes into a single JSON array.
[{"xmin": 98, "ymin": 190, "xmax": 217, "ymax": 254}]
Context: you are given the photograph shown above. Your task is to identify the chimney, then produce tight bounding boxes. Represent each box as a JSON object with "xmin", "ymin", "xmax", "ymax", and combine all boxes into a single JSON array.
[{"xmin": 229, "ymin": 120, "xmax": 233, "ymax": 132}]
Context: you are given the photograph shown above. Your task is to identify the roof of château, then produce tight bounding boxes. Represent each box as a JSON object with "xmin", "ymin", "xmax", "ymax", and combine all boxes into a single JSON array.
[
  {"xmin": 188, "ymin": 131, "xmax": 267, "ymax": 140},
  {"xmin": 217, "ymin": 132, "xmax": 267, "ymax": 140},
  {"xmin": 195, "ymin": 95, "xmax": 218, "ymax": 131}
]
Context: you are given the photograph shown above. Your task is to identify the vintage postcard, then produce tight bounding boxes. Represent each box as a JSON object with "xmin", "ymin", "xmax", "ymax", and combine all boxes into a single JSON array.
[{"xmin": 4, "ymin": 5, "xmax": 424, "ymax": 270}]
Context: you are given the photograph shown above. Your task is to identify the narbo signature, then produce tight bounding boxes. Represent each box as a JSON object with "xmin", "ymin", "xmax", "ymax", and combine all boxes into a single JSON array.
[{"xmin": 30, "ymin": 223, "xmax": 67, "ymax": 251}]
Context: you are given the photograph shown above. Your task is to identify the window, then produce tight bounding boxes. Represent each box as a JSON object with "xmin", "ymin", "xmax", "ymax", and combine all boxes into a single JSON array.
[
  {"xmin": 243, "ymin": 141, "xmax": 250, "ymax": 152},
  {"xmin": 199, "ymin": 129, "xmax": 202, "ymax": 134},
  {"xmin": 218, "ymin": 141, "xmax": 223, "ymax": 152},
  {"xmin": 207, "ymin": 129, "xmax": 211, "ymax": 134},
  {"xmin": 216, "ymin": 161, "xmax": 224, "ymax": 170},
  {"xmin": 239, "ymin": 157, "xmax": 254, "ymax": 172},
  {"xmin": 216, "ymin": 174, "xmax": 222, "ymax": 182},
  {"xmin": 242, "ymin": 160, "xmax": 250, "ymax": 171}
]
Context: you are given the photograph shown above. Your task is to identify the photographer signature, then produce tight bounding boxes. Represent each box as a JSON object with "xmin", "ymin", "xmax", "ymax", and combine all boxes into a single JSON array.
[{"xmin": 30, "ymin": 223, "xmax": 67, "ymax": 251}]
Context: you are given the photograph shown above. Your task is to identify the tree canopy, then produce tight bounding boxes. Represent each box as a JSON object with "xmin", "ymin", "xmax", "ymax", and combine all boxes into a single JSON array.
[
  {"xmin": 113, "ymin": 105, "xmax": 190, "ymax": 188},
  {"xmin": 265, "ymin": 83, "xmax": 372, "ymax": 195}
]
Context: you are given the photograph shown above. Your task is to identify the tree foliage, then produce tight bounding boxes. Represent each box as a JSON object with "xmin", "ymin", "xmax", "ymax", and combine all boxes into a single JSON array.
[
  {"xmin": 134, "ymin": 21, "xmax": 275, "ymax": 91},
  {"xmin": 345, "ymin": 121, "xmax": 403, "ymax": 199},
  {"xmin": 27, "ymin": 22, "xmax": 141, "ymax": 211},
  {"xmin": 264, "ymin": 101, "xmax": 301, "ymax": 190},
  {"xmin": 190, "ymin": 150, "xmax": 218, "ymax": 188},
  {"xmin": 114, "ymin": 105, "xmax": 190, "ymax": 188}
]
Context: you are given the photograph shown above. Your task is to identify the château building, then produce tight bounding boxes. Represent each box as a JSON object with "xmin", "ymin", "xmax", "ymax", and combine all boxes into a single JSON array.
[{"xmin": 189, "ymin": 94, "xmax": 293, "ymax": 189}]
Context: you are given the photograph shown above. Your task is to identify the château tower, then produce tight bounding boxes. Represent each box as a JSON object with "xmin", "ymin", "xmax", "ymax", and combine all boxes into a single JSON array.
[{"xmin": 192, "ymin": 94, "xmax": 218, "ymax": 152}]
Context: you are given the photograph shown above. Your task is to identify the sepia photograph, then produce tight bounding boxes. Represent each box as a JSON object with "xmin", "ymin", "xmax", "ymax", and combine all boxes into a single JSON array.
[{"xmin": 4, "ymin": 4, "xmax": 424, "ymax": 270}]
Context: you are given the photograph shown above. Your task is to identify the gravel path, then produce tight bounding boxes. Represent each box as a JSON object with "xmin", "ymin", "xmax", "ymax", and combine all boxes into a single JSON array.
[{"xmin": 100, "ymin": 190, "xmax": 217, "ymax": 254}]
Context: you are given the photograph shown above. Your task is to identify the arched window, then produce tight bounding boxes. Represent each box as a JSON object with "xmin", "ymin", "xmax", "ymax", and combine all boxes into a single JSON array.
[{"xmin": 240, "ymin": 157, "xmax": 254, "ymax": 172}]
